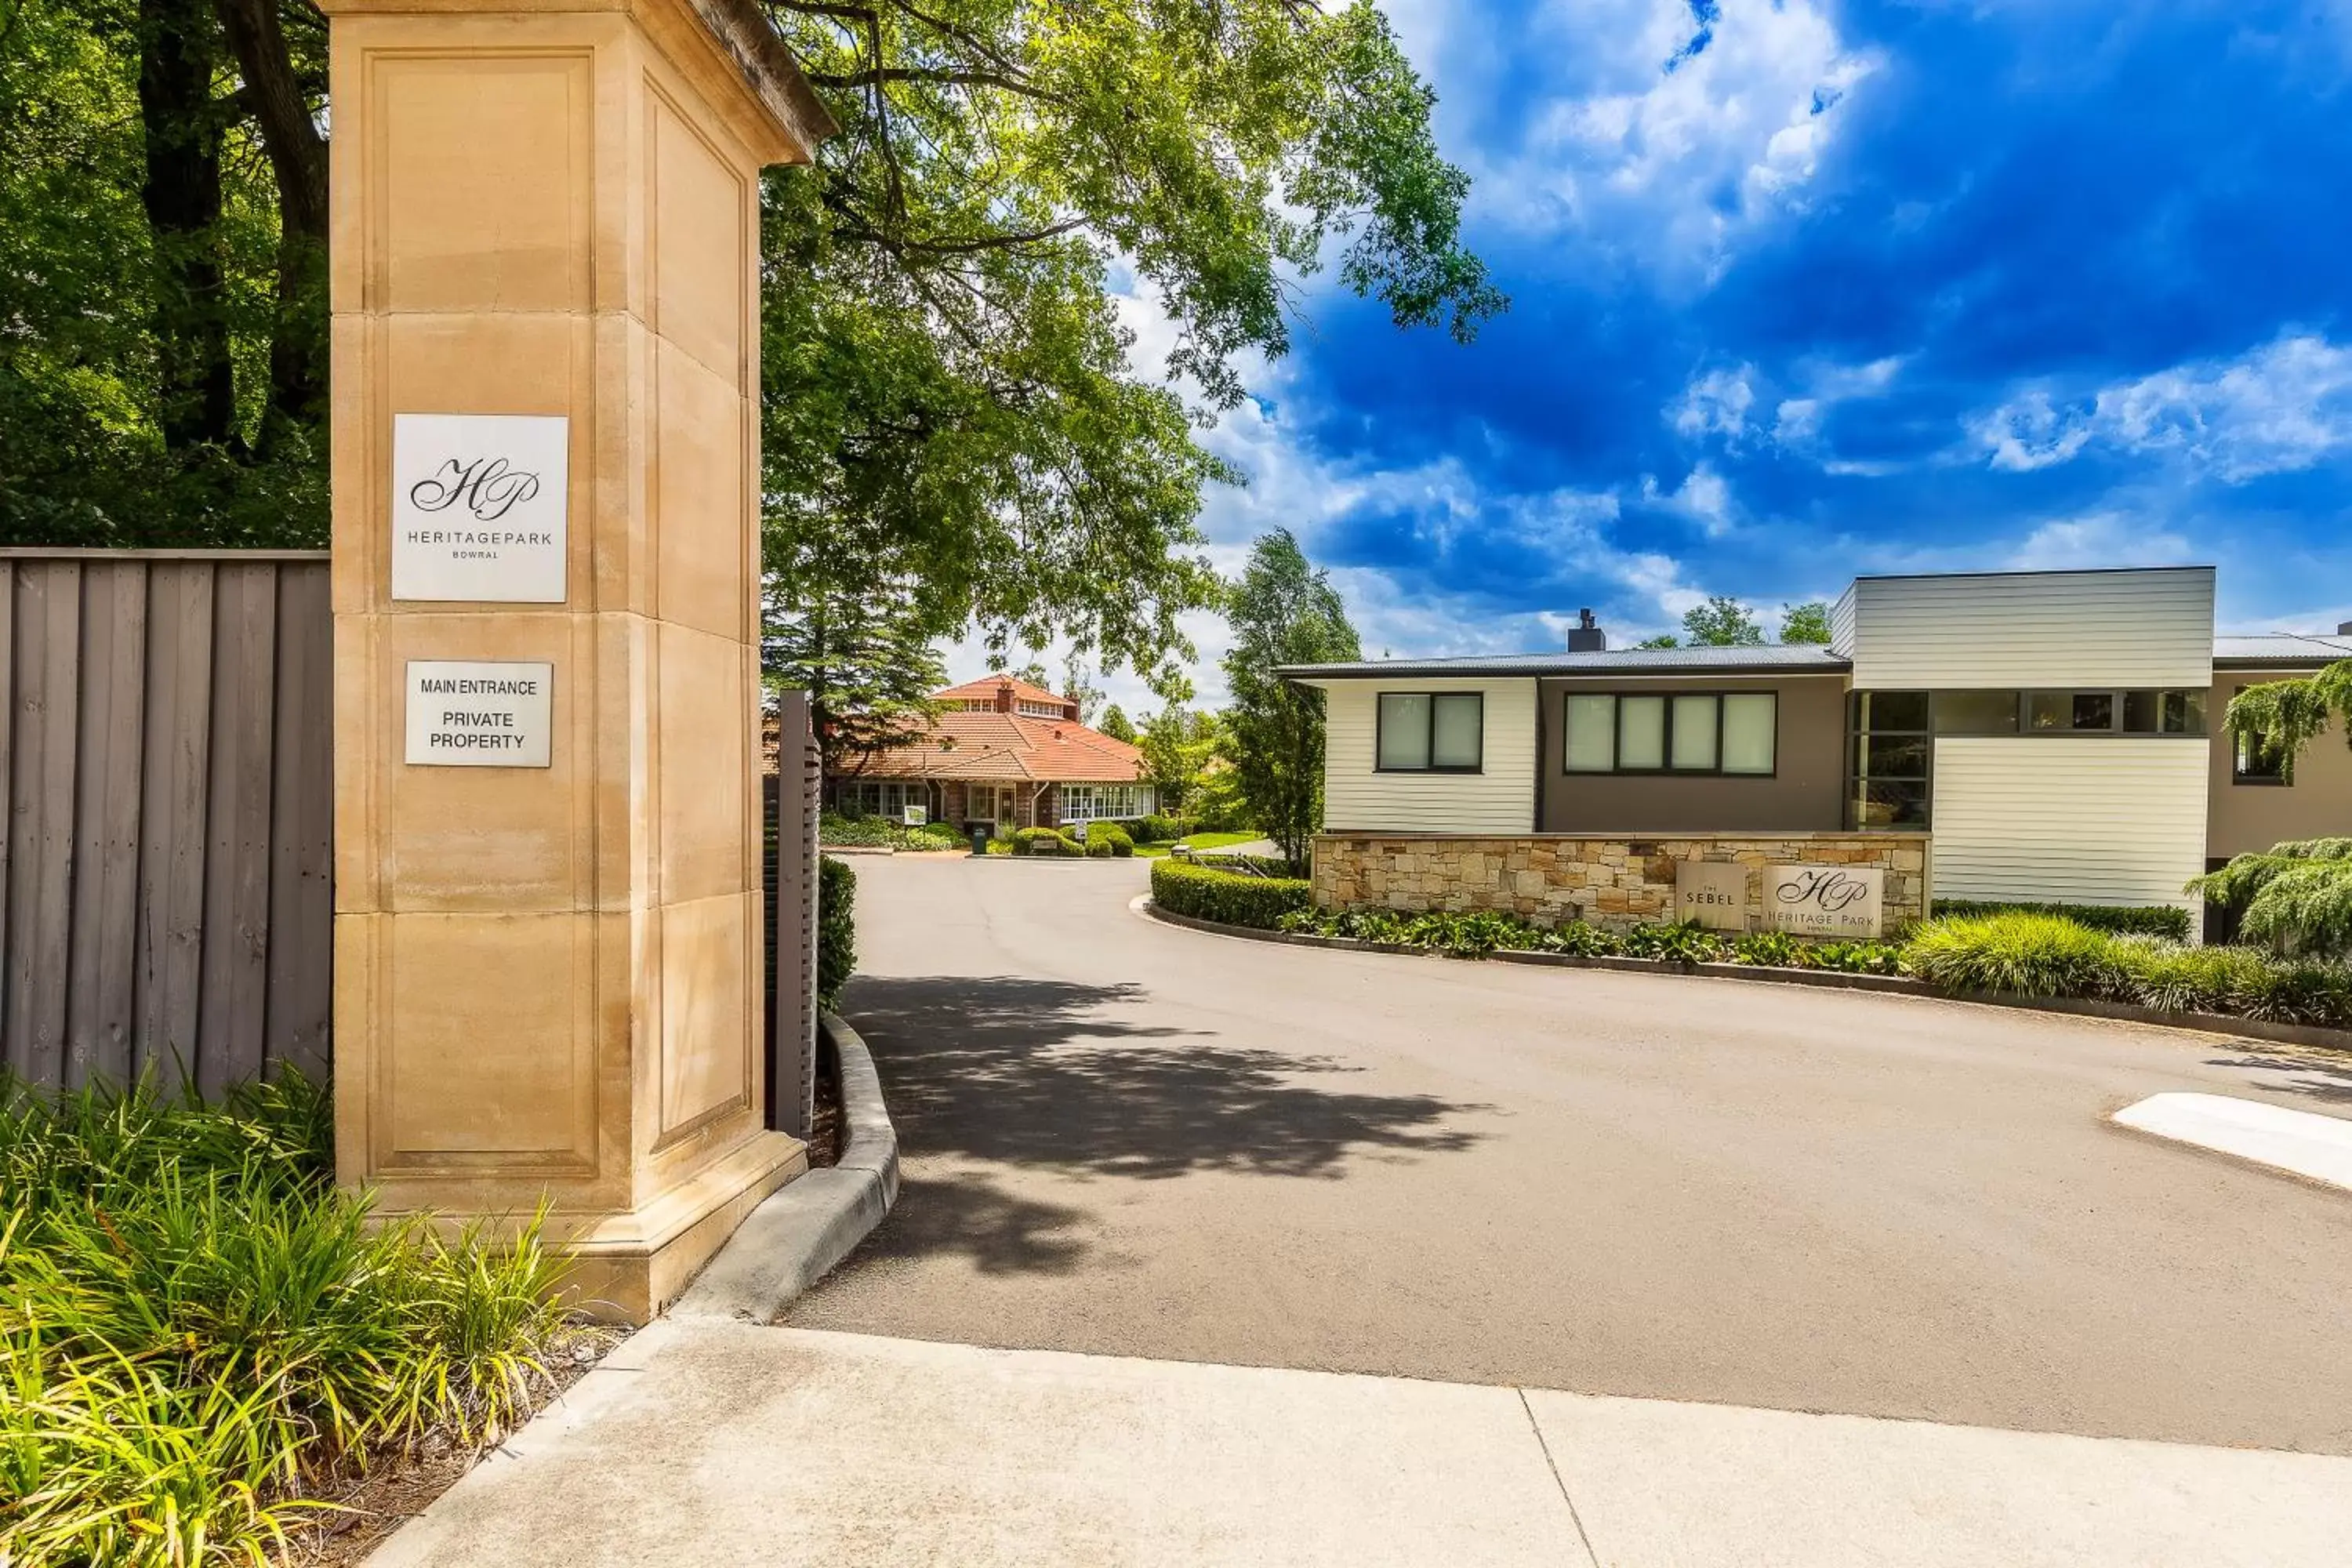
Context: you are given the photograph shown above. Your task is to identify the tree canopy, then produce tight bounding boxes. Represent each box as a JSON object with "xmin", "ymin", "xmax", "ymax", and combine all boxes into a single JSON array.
[
  {"xmin": 1222, "ymin": 528, "xmax": 1359, "ymax": 867},
  {"xmin": 1778, "ymin": 601, "xmax": 1834, "ymax": 644},
  {"xmin": 764, "ymin": 548, "xmax": 947, "ymax": 775},
  {"xmin": 5, "ymin": 0, "xmax": 1497, "ymax": 695}
]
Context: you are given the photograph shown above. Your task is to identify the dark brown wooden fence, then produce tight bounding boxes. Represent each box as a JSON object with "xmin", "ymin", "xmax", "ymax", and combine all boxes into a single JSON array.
[
  {"xmin": 764, "ymin": 690, "xmax": 819, "ymax": 1137},
  {"xmin": 0, "ymin": 550, "xmax": 332, "ymax": 1095}
]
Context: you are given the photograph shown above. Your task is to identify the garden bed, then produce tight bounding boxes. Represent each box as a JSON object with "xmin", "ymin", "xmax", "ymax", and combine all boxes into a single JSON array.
[{"xmin": 1138, "ymin": 874, "xmax": 2352, "ymax": 1053}]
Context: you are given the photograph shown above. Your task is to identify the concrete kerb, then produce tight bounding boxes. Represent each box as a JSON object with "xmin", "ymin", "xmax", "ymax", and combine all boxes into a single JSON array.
[
  {"xmin": 1134, "ymin": 897, "xmax": 2352, "ymax": 1054},
  {"xmin": 670, "ymin": 1011, "xmax": 899, "ymax": 1322}
]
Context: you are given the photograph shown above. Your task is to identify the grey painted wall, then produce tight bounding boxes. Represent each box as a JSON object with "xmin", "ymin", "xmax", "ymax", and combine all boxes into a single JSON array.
[{"xmin": 1536, "ymin": 674, "xmax": 1848, "ymax": 834}]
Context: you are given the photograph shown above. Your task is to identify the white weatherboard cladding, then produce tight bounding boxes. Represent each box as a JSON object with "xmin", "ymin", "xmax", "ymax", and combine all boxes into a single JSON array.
[
  {"xmin": 1829, "ymin": 583, "xmax": 1857, "ymax": 656},
  {"xmin": 1846, "ymin": 569, "xmax": 2214, "ymax": 688},
  {"xmin": 1930, "ymin": 739, "xmax": 2207, "ymax": 913},
  {"xmin": 1321, "ymin": 678, "xmax": 1537, "ymax": 834}
]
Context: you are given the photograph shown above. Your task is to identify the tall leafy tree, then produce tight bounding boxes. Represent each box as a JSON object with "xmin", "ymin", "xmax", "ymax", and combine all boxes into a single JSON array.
[
  {"xmin": 764, "ymin": 544, "xmax": 948, "ymax": 775},
  {"xmin": 757, "ymin": 0, "xmax": 1499, "ymax": 680},
  {"xmin": 1140, "ymin": 701, "xmax": 1221, "ymax": 811},
  {"xmin": 1679, "ymin": 595, "xmax": 1765, "ymax": 647},
  {"xmin": 1221, "ymin": 528, "xmax": 1359, "ymax": 868},
  {"xmin": 1097, "ymin": 704, "xmax": 1135, "ymax": 743},
  {"xmin": 1778, "ymin": 601, "xmax": 1834, "ymax": 644}
]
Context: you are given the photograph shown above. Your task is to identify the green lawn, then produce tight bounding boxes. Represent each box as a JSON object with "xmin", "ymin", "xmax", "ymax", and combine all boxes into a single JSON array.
[{"xmin": 1133, "ymin": 830, "xmax": 1264, "ymax": 858}]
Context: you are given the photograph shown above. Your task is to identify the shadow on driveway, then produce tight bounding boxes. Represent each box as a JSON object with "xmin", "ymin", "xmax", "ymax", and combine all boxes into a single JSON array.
[{"xmin": 844, "ymin": 975, "xmax": 1490, "ymax": 1183}]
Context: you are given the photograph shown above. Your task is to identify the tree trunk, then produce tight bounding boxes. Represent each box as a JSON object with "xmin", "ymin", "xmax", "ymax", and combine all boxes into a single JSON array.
[
  {"xmin": 212, "ymin": 0, "xmax": 329, "ymax": 448},
  {"xmin": 138, "ymin": 0, "xmax": 237, "ymax": 452}
]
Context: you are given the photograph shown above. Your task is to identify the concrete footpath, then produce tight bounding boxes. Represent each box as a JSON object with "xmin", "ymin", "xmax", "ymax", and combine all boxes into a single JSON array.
[{"xmin": 370, "ymin": 1321, "xmax": 2352, "ymax": 1568}]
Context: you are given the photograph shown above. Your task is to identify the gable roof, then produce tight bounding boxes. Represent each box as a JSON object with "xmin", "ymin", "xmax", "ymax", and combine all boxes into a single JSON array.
[
  {"xmin": 846, "ymin": 709, "xmax": 1145, "ymax": 783},
  {"xmin": 934, "ymin": 673, "xmax": 1073, "ymax": 708}
]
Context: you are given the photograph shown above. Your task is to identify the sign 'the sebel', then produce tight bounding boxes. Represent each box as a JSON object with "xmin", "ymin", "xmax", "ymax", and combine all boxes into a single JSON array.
[
  {"xmin": 390, "ymin": 413, "xmax": 568, "ymax": 602},
  {"xmin": 404, "ymin": 661, "xmax": 554, "ymax": 768}
]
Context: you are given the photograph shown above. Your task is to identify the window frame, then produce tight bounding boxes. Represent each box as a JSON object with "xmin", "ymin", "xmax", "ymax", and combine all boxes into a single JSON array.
[
  {"xmin": 1559, "ymin": 688, "xmax": 1780, "ymax": 779},
  {"xmin": 2229, "ymin": 684, "xmax": 2288, "ymax": 786},
  {"xmin": 1374, "ymin": 690, "xmax": 1486, "ymax": 774}
]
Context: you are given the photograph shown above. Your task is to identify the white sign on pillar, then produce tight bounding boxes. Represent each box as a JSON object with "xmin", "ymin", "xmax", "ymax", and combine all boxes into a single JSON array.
[
  {"xmin": 1765, "ymin": 865, "xmax": 1886, "ymax": 938},
  {"xmin": 404, "ymin": 661, "xmax": 554, "ymax": 768},
  {"xmin": 390, "ymin": 413, "xmax": 569, "ymax": 602}
]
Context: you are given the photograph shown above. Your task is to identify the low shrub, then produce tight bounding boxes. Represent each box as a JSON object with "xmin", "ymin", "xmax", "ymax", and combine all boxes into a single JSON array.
[
  {"xmin": 1930, "ymin": 898, "xmax": 2192, "ymax": 942},
  {"xmin": 1134, "ymin": 814, "xmax": 1185, "ymax": 845},
  {"xmin": 1619, "ymin": 920, "xmax": 1729, "ymax": 964},
  {"xmin": 0, "ymin": 1074, "xmax": 584, "ymax": 1567},
  {"xmin": 1011, "ymin": 826, "xmax": 1083, "ymax": 857},
  {"xmin": 2190, "ymin": 837, "xmax": 2352, "ymax": 958},
  {"xmin": 1904, "ymin": 913, "xmax": 2118, "ymax": 997},
  {"xmin": 818, "ymin": 810, "xmax": 895, "ymax": 848},
  {"xmin": 1091, "ymin": 823, "xmax": 1134, "ymax": 857},
  {"xmin": 907, "ymin": 818, "xmax": 965, "ymax": 849},
  {"xmin": 818, "ymin": 855, "xmax": 856, "ymax": 1011},
  {"xmin": 1085, "ymin": 834, "xmax": 1115, "ymax": 858},
  {"xmin": 1151, "ymin": 859, "xmax": 1312, "ymax": 929},
  {"xmin": 1191, "ymin": 851, "xmax": 1300, "ymax": 878}
]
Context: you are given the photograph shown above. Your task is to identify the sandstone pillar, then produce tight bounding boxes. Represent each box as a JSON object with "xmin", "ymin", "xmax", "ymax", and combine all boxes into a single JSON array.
[{"xmin": 323, "ymin": 0, "xmax": 833, "ymax": 1320}]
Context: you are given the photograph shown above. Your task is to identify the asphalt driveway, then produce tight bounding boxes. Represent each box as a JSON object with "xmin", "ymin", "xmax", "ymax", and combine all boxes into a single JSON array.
[{"xmin": 789, "ymin": 855, "xmax": 2352, "ymax": 1454}]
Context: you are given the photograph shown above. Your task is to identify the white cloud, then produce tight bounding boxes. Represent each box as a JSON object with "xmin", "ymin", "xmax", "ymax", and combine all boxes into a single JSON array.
[
  {"xmin": 2005, "ymin": 513, "xmax": 2195, "ymax": 572},
  {"xmin": 1481, "ymin": 0, "xmax": 1882, "ymax": 270},
  {"xmin": 1773, "ymin": 354, "xmax": 1907, "ymax": 452},
  {"xmin": 1670, "ymin": 365, "xmax": 1757, "ymax": 441},
  {"xmin": 1971, "ymin": 333, "xmax": 2352, "ymax": 481},
  {"xmin": 1642, "ymin": 460, "xmax": 1737, "ymax": 535}
]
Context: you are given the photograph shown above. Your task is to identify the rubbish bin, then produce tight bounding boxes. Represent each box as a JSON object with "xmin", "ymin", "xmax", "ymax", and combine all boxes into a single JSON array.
[{"xmin": 970, "ymin": 824, "xmax": 990, "ymax": 856}]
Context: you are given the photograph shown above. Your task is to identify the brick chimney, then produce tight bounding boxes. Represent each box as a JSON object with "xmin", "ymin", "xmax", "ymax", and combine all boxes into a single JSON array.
[{"xmin": 994, "ymin": 680, "xmax": 1014, "ymax": 714}]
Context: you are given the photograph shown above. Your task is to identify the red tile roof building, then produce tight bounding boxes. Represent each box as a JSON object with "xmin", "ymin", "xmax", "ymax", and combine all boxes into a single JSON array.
[{"xmin": 826, "ymin": 677, "xmax": 1156, "ymax": 831}]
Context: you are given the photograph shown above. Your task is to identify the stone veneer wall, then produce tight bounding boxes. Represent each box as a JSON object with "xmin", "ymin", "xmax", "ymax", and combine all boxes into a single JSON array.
[{"xmin": 1311, "ymin": 833, "xmax": 1931, "ymax": 933}]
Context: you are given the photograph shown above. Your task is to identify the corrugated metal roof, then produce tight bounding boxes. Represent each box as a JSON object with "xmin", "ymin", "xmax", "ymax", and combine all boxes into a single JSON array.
[
  {"xmin": 1279, "ymin": 644, "xmax": 1853, "ymax": 680},
  {"xmin": 2213, "ymin": 633, "xmax": 2352, "ymax": 668}
]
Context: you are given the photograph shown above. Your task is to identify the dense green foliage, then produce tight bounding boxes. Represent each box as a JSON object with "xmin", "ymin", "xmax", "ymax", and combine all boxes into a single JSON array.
[
  {"xmin": 757, "ymin": 0, "xmax": 1498, "ymax": 682},
  {"xmin": 1221, "ymin": 530, "xmax": 1360, "ymax": 868},
  {"xmin": 818, "ymin": 855, "xmax": 857, "ymax": 1011},
  {"xmin": 2220, "ymin": 661, "xmax": 2351, "ymax": 786},
  {"xmin": 2190, "ymin": 837, "xmax": 2352, "ymax": 957},
  {"xmin": 768, "ymin": 572, "xmax": 949, "ymax": 776},
  {"xmin": 1097, "ymin": 705, "xmax": 1136, "ymax": 744},
  {"xmin": 1778, "ymin": 601, "xmax": 1834, "ymax": 644},
  {"xmin": 1269, "ymin": 907, "xmax": 1905, "ymax": 972},
  {"xmin": 8, "ymin": 0, "xmax": 1494, "ymax": 699},
  {"xmin": 1, "ymin": 0, "xmax": 330, "ymax": 546},
  {"xmin": 1149, "ymin": 859, "xmax": 1312, "ymax": 928},
  {"xmin": 1010, "ymin": 826, "xmax": 1083, "ymax": 857},
  {"xmin": 0, "ymin": 1073, "xmax": 579, "ymax": 1566},
  {"xmin": 1907, "ymin": 913, "xmax": 2352, "ymax": 1025},
  {"xmin": 1930, "ymin": 899, "xmax": 2193, "ymax": 942},
  {"xmin": 818, "ymin": 811, "xmax": 964, "ymax": 850},
  {"xmin": 1087, "ymin": 822, "xmax": 1134, "ymax": 858},
  {"xmin": 1134, "ymin": 813, "xmax": 1185, "ymax": 845}
]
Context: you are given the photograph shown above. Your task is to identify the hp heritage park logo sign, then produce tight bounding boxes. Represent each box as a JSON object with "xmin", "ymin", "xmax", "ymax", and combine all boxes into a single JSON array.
[{"xmin": 390, "ymin": 413, "xmax": 568, "ymax": 603}]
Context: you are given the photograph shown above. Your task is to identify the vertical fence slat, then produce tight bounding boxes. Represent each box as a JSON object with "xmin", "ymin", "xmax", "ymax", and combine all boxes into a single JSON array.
[
  {"xmin": 6, "ymin": 564, "xmax": 82, "ymax": 1086},
  {"xmin": 196, "ymin": 563, "xmax": 278, "ymax": 1099},
  {"xmin": 137, "ymin": 562, "xmax": 216, "ymax": 1091},
  {"xmin": 0, "ymin": 562, "xmax": 14, "ymax": 1058},
  {"xmin": 65, "ymin": 563, "xmax": 147, "ymax": 1087},
  {"xmin": 265, "ymin": 564, "xmax": 332, "ymax": 1081}
]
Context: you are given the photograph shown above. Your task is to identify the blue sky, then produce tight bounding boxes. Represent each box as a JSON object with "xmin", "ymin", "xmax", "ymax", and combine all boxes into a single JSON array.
[{"xmin": 953, "ymin": 0, "xmax": 2352, "ymax": 710}]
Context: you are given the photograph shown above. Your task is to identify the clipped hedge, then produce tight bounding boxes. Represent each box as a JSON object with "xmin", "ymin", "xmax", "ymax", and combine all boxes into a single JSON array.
[
  {"xmin": 1090, "ymin": 822, "xmax": 1135, "ymax": 857},
  {"xmin": 1150, "ymin": 858, "xmax": 1313, "ymax": 929},
  {"xmin": 1011, "ymin": 826, "xmax": 1083, "ymax": 857},
  {"xmin": 1135, "ymin": 813, "xmax": 1185, "ymax": 844},
  {"xmin": 1929, "ymin": 898, "xmax": 2191, "ymax": 942},
  {"xmin": 818, "ymin": 855, "xmax": 856, "ymax": 1011}
]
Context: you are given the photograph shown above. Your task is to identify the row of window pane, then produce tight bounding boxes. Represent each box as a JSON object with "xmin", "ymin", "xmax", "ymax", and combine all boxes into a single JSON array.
[
  {"xmin": 1062, "ymin": 783, "xmax": 1155, "ymax": 818},
  {"xmin": 1563, "ymin": 692, "xmax": 1775, "ymax": 775},
  {"xmin": 1377, "ymin": 692, "xmax": 1484, "ymax": 771},
  {"xmin": 1929, "ymin": 688, "xmax": 2207, "ymax": 735}
]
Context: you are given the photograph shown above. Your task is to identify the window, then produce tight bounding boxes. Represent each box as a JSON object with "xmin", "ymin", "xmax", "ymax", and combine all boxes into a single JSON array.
[
  {"xmin": 1060, "ymin": 782, "xmax": 1156, "ymax": 820},
  {"xmin": 1377, "ymin": 691, "xmax": 1484, "ymax": 772},
  {"xmin": 1934, "ymin": 690, "xmax": 2205, "ymax": 737},
  {"xmin": 1849, "ymin": 691, "xmax": 1930, "ymax": 830},
  {"xmin": 2230, "ymin": 686, "xmax": 2285, "ymax": 784},
  {"xmin": 834, "ymin": 779, "xmax": 922, "ymax": 818},
  {"xmin": 1017, "ymin": 699, "xmax": 1065, "ymax": 718},
  {"xmin": 1561, "ymin": 690, "xmax": 1777, "ymax": 775}
]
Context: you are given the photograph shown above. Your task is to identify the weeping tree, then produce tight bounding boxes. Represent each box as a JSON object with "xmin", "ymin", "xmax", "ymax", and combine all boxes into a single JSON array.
[{"xmin": 2193, "ymin": 661, "xmax": 2352, "ymax": 956}]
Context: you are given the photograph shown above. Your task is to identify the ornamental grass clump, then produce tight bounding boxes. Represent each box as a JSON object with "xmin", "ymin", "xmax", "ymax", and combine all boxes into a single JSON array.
[
  {"xmin": 1, "ymin": 1073, "xmax": 585, "ymax": 1568},
  {"xmin": 1902, "ymin": 913, "xmax": 2122, "ymax": 997}
]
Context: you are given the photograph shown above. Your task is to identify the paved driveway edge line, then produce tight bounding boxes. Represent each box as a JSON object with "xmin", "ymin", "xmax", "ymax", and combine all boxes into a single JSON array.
[{"xmin": 670, "ymin": 1011, "xmax": 900, "ymax": 1322}]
